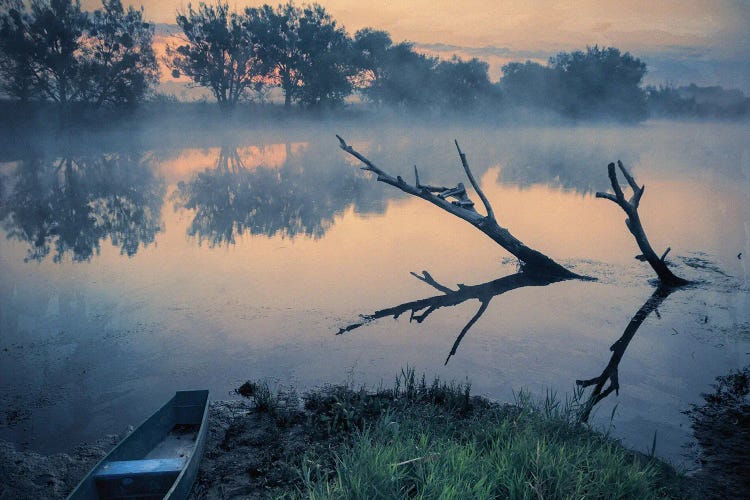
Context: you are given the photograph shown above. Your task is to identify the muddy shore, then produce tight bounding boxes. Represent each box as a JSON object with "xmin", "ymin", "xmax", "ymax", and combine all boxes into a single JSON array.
[
  {"xmin": 1, "ymin": 377, "xmax": 746, "ymax": 499},
  {"xmin": 1, "ymin": 401, "xmax": 262, "ymax": 499}
]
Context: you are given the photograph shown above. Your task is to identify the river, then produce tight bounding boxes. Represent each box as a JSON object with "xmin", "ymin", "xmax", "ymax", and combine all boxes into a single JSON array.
[{"xmin": 1, "ymin": 119, "xmax": 748, "ymax": 469}]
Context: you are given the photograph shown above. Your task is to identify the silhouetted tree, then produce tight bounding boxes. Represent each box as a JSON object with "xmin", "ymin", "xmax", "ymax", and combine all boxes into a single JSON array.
[
  {"xmin": 78, "ymin": 0, "xmax": 158, "ymax": 108},
  {"xmin": 353, "ymin": 33, "xmax": 498, "ymax": 112},
  {"xmin": 244, "ymin": 2, "xmax": 300, "ymax": 109},
  {"xmin": 352, "ymin": 27, "xmax": 391, "ymax": 83},
  {"xmin": 293, "ymin": 4, "xmax": 355, "ymax": 108},
  {"xmin": 647, "ymin": 83, "xmax": 749, "ymax": 118},
  {"xmin": 357, "ymin": 40, "xmax": 438, "ymax": 108},
  {"xmin": 245, "ymin": 2, "xmax": 354, "ymax": 109},
  {"xmin": 550, "ymin": 46, "xmax": 647, "ymax": 120},
  {"xmin": 26, "ymin": 0, "xmax": 89, "ymax": 106},
  {"xmin": 499, "ymin": 46, "xmax": 648, "ymax": 121},
  {"xmin": 434, "ymin": 56, "xmax": 496, "ymax": 110},
  {"xmin": 499, "ymin": 61, "xmax": 559, "ymax": 108},
  {"xmin": 0, "ymin": 0, "xmax": 37, "ymax": 102},
  {"xmin": 0, "ymin": 0, "xmax": 158, "ymax": 109},
  {"xmin": 168, "ymin": 2, "xmax": 265, "ymax": 111},
  {"xmin": 646, "ymin": 84, "xmax": 697, "ymax": 117}
]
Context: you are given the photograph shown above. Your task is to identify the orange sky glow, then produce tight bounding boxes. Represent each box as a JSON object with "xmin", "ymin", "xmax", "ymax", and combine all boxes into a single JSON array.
[
  {"xmin": 80, "ymin": 0, "xmax": 750, "ymax": 89},
  {"xmin": 82, "ymin": 0, "xmax": 748, "ymax": 53}
]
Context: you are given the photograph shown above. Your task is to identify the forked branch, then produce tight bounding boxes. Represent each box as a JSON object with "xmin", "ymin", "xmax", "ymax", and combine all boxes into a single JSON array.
[
  {"xmin": 596, "ymin": 161, "xmax": 688, "ymax": 286},
  {"xmin": 336, "ymin": 135, "xmax": 580, "ymax": 279}
]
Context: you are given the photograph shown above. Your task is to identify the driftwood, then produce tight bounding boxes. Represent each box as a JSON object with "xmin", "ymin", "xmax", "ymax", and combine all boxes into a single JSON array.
[
  {"xmin": 338, "ymin": 271, "xmax": 566, "ymax": 364},
  {"xmin": 336, "ymin": 135, "xmax": 580, "ymax": 279},
  {"xmin": 576, "ymin": 285, "xmax": 676, "ymax": 421},
  {"xmin": 596, "ymin": 161, "xmax": 688, "ymax": 286}
]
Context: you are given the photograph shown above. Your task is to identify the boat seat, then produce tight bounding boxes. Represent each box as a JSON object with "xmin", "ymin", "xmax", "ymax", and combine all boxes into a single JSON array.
[
  {"xmin": 94, "ymin": 457, "xmax": 186, "ymax": 479},
  {"xmin": 94, "ymin": 458, "xmax": 186, "ymax": 498}
]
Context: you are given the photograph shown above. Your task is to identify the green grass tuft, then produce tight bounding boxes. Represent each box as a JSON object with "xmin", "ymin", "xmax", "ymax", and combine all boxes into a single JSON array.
[{"xmin": 291, "ymin": 369, "xmax": 690, "ymax": 499}]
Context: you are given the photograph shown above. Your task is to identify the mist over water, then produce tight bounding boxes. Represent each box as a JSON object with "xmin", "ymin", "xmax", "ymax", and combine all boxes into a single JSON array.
[{"xmin": 0, "ymin": 119, "xmax": 748, "ymax": 470}]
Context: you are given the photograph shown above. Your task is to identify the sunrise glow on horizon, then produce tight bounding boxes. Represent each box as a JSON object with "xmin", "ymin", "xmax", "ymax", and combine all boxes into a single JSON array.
[{"xmin": 78, "ymin": 0, "xmax": 750, "ymax": 90}]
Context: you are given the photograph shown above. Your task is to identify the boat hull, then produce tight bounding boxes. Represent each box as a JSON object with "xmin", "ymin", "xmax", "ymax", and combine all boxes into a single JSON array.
[{"xmin": 67, "ymin": 390, "xmax": 209, "ymax": 500}]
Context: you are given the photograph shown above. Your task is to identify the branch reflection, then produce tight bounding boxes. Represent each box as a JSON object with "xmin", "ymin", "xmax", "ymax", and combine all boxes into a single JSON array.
[
  {"xmin": 577, "ymin": 285, "xmax": 676, "ymax": 421},
  {"xmin": 338, "ymin": 270, "xmax": 568, "ymax": 365}
]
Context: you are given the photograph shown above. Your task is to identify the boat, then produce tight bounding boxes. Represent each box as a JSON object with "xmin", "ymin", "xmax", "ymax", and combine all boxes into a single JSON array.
[{"xmin": 67, "ymin": 390, "xmax": 210, "ymax": 500}]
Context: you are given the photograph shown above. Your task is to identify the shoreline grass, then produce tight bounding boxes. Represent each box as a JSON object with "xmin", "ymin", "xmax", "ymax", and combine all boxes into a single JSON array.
[{"xmin": 218, "ymin": 369, "xmax": 694, "ymax": 499}]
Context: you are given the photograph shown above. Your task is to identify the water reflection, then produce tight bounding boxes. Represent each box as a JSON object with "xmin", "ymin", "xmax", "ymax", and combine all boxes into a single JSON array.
[
  {"xmin": 576, "ymin": 286, "xmax": 677, "ymax": 421},
  {"xmin": 173, "ymin": 144, "xmax": 385, "ymax": 245},
  {"xmin": 339, "ymin": 270, "xmax": 568, "ymax": 364},
  {"xmin": 0, "ymin": 153, "xmax": 165, "ymax": 262},
  {"xmin": 497, "ymin": 144, "xmax": 638, "ymax": 195},
  {"xmin": 685, "ymin": 366, "xmax": 750, "ymax": 495},
  {"xmin": 0, "ymin": 280, "xmax": 123, "ymax": 446},
  {"xmin": 340, "ymin": 269, "xmax": 687, "ymax": 420}
]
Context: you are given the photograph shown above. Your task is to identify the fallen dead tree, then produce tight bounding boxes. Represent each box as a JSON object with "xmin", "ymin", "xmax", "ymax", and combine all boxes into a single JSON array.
[
  {"xmin": 336, "ymin": 135, "xmax": 580, "ymax": 279},
  {"xmin": 338, "ymin": 270, "xmax": 565, "ymax": 364},
  {"xmin": 596, "ymin": 161, "xmax": 689, "ymax": 286}
]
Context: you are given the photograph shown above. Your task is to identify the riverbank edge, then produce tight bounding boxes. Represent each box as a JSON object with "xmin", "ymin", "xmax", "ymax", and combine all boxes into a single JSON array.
[{"xmin": 1, "ymin": 373, "xmax": 701, "ymax": 499}]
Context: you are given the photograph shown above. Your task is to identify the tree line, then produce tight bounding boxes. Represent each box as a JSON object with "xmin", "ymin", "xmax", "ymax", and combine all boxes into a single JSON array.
[
  {"xmin": 1, "ymin": 0, "xmax": 746, "ymax": 120},
  {"xmin": 0, "ymin": 0, "xmax": 157, "ymax": 109}
]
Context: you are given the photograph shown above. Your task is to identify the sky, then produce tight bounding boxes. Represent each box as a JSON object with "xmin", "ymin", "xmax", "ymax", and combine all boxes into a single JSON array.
[{"xmin": 82, "ymin": 0, "xmax": 750, "ymax": 90}]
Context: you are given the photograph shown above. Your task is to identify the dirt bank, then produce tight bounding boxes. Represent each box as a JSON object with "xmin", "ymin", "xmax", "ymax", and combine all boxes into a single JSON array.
[{"xmin": 1, "ymin": 399, "xmax": 304, "ymax": 499}]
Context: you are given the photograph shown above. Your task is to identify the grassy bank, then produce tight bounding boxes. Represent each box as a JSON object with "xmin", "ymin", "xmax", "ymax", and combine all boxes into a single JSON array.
[{"xmin": 193, "ymin": 370, "xmax": 694, "ymax": 499}]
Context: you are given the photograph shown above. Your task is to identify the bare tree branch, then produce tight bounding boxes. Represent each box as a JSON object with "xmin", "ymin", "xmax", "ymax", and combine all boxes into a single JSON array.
[
  {"xmin": 336, "ymin": 135, "xmax": 581, "ymax": 279},
  {"xmin": 596, "ymin": 161, "xmax": 688, "ymax": 286},
  {"xmin": 455, "ymin": 140, "xmax": 494, "ymax": 220},
  {"xmin": 660, "ymin": 247, "xmax": 671, "ymax": 262}
]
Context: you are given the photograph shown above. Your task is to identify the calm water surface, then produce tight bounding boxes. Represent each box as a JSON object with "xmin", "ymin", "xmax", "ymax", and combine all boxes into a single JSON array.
[{"xmin": 1, "ymin": 121, "xmax": 748, "ymax": 469}]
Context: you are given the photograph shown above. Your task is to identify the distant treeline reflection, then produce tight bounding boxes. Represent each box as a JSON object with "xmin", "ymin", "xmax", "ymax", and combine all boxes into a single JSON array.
[
  {"xmin": 173, "ymin": 144, "xmax": 386, "ymax": 245},
  {"xmin": 497, "ymin": 144, "xmax": 637, "ymax": 195},
  {"xmin": 0, "ymin": 134, "xmax": 634, "ymax": 261},
  {"xmin": 0, "ymin": 152, "xmax": 164, "ymax": 262}
]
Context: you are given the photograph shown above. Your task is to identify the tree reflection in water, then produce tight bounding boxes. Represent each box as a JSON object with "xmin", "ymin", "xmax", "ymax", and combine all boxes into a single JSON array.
[
  {"xmin": 173, "ymin": 144, "xmax": 385, "ymax": 246},
  {"xmin": 577, "ymin": 286, "xmax": 677, "ymax": 421},
  {"xmin": 0, "ymin": 152, "xmax": 165, "ymax": 262},
  {"xmin": 497, "ymin": 143, "xmax": 637, "ymax": 195},
  {"xmin": 338, "ymin": 270, "xmax": 568, "ymax": 365},
  {"xmin": 340, "ymin": 269, "xmax": 684, "ymax": 421}
]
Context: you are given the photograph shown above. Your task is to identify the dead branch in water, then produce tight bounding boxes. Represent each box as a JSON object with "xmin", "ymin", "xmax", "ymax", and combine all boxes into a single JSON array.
[
  {"xmin": 596, "ymin": 161, "xmax": 688, "ymax": 286},
  {"xmin": 336, "ymin": 135, "xmax": 581, "ymax": 279}
]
